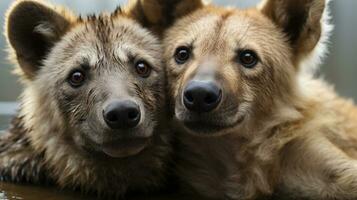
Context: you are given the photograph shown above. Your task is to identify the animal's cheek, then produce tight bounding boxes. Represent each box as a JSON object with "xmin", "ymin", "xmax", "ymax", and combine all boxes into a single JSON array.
[
  {"xmin": 168, "ymin": 76, "xmax": 184, "ymax": 101},
  {"xmin": 55, "ymin": 88, "xmax": 85, "ymax": 119},
  {"xmin": 166, "ymin": 57, "xmax": 188, "ymax": 76},
  {"xmin": 142, "ymin": 92, "xmax": 159, "ymax": 113}
]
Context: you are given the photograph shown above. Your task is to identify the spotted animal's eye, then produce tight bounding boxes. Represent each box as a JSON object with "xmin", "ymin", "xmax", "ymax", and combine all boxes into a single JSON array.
[
  {"xmin": 135, "ymin": 60, "xmax": 151, "ymax": 78},
  {"xmin": 174, "ymin": 46, "xmax": 191, "ymax": 64},
  {"xmin": 238, "ymin": 50, "xmax": 259, "ymax": 68},
  {"xmin": 68, "ymin": 70, "xmax": 86, "ymax": 87}
]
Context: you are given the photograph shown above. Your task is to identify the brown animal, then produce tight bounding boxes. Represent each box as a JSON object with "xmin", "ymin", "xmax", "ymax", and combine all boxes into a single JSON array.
[
  {"xmin": 0, "ymin": 0, "xmax": 172, "ymax": 198},
  {"xmin": 140, "ymin": 0, "xmax": 357, "ymax": 199}
]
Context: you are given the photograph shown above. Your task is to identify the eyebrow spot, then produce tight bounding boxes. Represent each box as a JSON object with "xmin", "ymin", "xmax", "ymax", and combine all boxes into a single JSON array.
[
  {"xmin": 76, "ymin": 58, "xmax": 91, "ymax": 70},
  {"xmin": 115, "ymin": 46, "xmax": 131, "ymax": 64}
]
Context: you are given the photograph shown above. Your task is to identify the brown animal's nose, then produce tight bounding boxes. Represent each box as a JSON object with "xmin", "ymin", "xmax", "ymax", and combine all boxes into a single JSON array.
[
  {"xmin": 103, "ymin": 101, "xmax": 141, "ymax": 130},
  {"xmin": 183, "ymin": 81, "xmax": 222, "ymax": 113}
]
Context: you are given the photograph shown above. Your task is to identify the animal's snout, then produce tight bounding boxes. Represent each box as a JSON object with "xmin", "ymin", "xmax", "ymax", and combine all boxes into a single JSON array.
[
  {"xmin": 103, "ymin": 100, "xmax": 141, "ymax": 130},
  {"xmin": 183, "ymin": 81, "xmax": 222, "ymax": 113}
]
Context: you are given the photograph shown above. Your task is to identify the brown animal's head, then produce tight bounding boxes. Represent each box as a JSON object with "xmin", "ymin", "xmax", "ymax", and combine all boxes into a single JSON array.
[
  {"xmin": 6, "ymin": 0, "xmax": 166, "ymax": 159},
  {"xmin": 158, "ymin": 0, "xmax": 329, "ymax": 136}
]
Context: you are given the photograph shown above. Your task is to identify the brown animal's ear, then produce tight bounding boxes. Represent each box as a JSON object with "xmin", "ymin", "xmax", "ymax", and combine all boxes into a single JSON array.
[
  {"xmin": 125, "ymin": 0, "xmax": 204, "ymax": 35},
  {"xmin": 5, "ymin": 0, "xmax": 74, "ymax": 79},
  {"xmin": 260, "ymin": 0, "xmax": 326, "ymax": 57}
]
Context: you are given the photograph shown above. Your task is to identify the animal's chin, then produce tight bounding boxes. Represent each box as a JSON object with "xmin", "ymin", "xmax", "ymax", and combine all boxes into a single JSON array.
[
  {"xmin": 100, "ymin": 138, "xmax": 150, "ymax": 158},
  {"xmin": 79, "ymin": 129, "xmax": 153, "ymax": 159},
  {"xmin": 178, "ymin": 113, "xmax": 245, "ymax": 137}
]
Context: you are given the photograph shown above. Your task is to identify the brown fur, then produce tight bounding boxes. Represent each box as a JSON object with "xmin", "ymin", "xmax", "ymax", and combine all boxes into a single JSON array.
[
  {"xmin": 141, "ymin": 0, "xmax": 357, "ymax": 199},
  {"xmin": 0, "ymin": 117, "xmax": 49, "ymax": 184},
  {"xmin": 1, "ymin": 0, "xmax": 172, "ymax": 198},
  {"xmin": 125, "ymin": 0, "xmax": 205, "ymax": 37}
]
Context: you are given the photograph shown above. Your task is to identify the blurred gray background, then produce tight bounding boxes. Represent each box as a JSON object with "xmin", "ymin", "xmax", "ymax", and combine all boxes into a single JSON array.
[{"xmin": 0, "ymin": 0, "xmax": 356, "ymax": 130}]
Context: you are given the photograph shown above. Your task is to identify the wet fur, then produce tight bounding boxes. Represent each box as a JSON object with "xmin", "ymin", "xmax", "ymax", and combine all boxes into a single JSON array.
[
  {"xmin": 149, "ymin": 0, "xmax": 357, "ymax": 199},
  {"xmin": 1, "ymin": 0, "xmax": 172, "ymax": 198},
  {"xmin": 0, "ymin": 117, "xmax": 49, "ymax": 184}
]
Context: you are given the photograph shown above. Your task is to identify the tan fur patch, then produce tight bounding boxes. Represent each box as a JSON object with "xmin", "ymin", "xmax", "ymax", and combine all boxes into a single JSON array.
[{"xmin": 162, "ymin": 0, "xmax": 357, "ymax": 199}]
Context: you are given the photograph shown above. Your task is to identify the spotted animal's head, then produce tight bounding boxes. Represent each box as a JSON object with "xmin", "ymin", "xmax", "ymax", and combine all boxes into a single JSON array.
[{"xmin": 6, "ymin": 0, "xmax": 166, "ymax": 158}]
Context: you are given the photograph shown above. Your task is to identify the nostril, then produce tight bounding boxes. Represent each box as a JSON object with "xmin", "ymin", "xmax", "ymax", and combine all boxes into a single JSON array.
[
  {"xmin": 184, "ymin": 91, "xmax": 194, "ymax": 103},
  {"xmin": 106, "ymin": 111, "xmax": 118, "ymax": 122},
  {"xmin": 204, "ymin": 90, "xmax": 222, "ymax": 105},
  {"xmin": 204, "ymin": 93, "xmax": 216, "ymax": 104},
  {"xmin": 128, "ymin": 109, "xmax": 139, "ymax": 120}
]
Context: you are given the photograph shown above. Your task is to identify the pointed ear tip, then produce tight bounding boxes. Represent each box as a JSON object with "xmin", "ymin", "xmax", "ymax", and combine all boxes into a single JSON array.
[
  {"xmin": 6, "ymin": 0, "xmax": 50, "ymax": 14},
  {"xmin": 5, "ymin": 1, "xmax": 31, "ymax": 36},
  {"xmin": 5, "ymin": 0, "xmax": 51, "ymax": 25},
  {"xmin": 258, "ymin": 0, "xmax": 328, "ymax": 10},
  {"xmin": 257, "ymin": 0, "xmax": 269, "ymax": 9},
  {"xmin": 5, "ymin": 0, "xmax": 74, "ymax": 32}
]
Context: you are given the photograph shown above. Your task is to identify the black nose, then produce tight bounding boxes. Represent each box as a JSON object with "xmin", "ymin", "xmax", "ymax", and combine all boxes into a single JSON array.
[
  {"xmin": 103, "ymin": 101, "xmax": 141, "ymax": 130},
  {"xmin": 183, "ymin": 81, "xmax": 222, "ymax": 113}
]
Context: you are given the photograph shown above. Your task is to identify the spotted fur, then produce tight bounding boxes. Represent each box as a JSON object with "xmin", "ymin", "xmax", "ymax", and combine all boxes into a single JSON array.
[{"xmin": 1, "ymin": 0, "xmax": 171, "ymax": 198}]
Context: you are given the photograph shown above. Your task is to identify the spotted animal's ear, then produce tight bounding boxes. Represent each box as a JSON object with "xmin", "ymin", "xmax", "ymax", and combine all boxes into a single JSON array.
[
  {"xmin": 125, "ymin": 0, "xmax": 205, "ymax": 35},
  {"xmin": 5, "ymin": 0, "xmax": 74, "ymax": 79},
  {"xmin": 260, "ymin": 0, "xmax": 327, "ymax": 59}
]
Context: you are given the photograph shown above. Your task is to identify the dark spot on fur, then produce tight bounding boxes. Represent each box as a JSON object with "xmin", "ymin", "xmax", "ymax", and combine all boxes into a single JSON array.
[{"xmin": 0, "ymin": 116, "xmax": 51, "ymax": 184}]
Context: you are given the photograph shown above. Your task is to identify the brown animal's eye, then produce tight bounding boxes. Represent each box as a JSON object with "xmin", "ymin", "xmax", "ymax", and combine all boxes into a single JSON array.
[
  {"xmin": 135, "ymin": 61, "xmax": 151, "ymax": 78},
  {"xmin": 68, "ymin": 70, "xmax": 86, "ymax": 87},
  {"xmin": 238, "ymin": 50, "xmax": 259, "ymax": 68},
  {"xmin": 174, "ymin": 46, "xmax": 191, "ymax": 64}
]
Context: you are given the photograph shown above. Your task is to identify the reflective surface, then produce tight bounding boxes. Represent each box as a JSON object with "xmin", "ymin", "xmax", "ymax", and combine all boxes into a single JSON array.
[
  {"xmin": 0, "ymin": 183, "xmax": 95, "ymax": 200},
  {"xmin": 0, "ymin": 182, "xmax": 197, "ymax": 200}
]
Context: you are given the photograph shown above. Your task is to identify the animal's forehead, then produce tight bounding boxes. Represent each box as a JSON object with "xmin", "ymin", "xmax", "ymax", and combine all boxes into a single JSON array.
[
  {"xmin": 53, "ymin": 16, "xmax": 162, "ymax": 69},
  {"xmin": 166, "ymin": 8, "xmax": 287, "ymax": 60},
  {"xmin": 175, "ymin": 9, "xmax": 276, "ymax": 41},
  {"xmin": 71, "ymin": 16, "xmax": 159, "ymax": 51}
]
